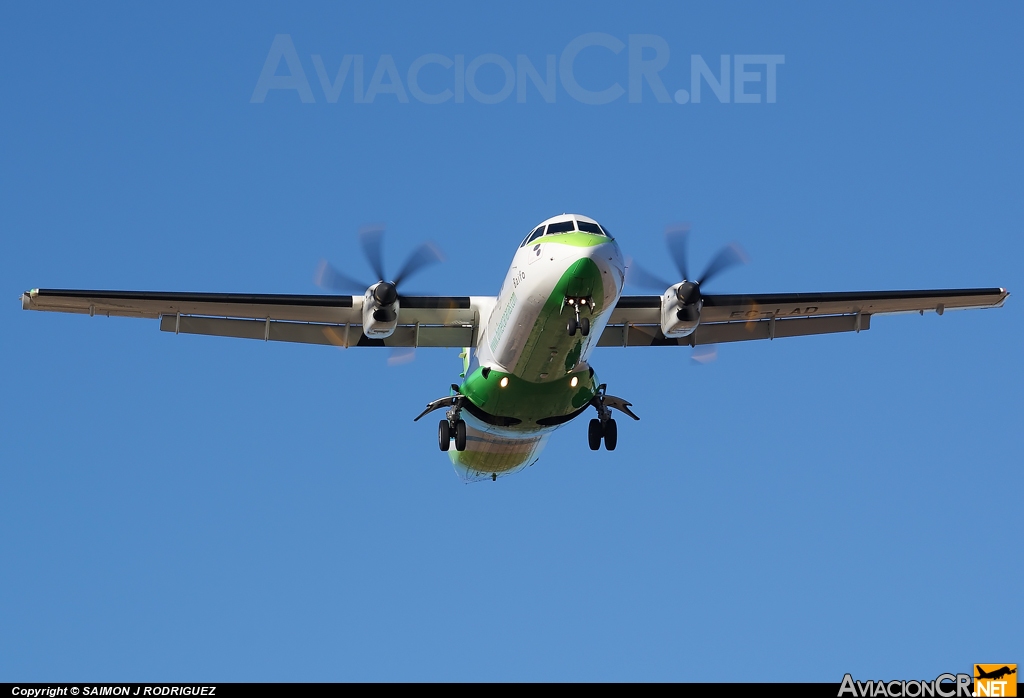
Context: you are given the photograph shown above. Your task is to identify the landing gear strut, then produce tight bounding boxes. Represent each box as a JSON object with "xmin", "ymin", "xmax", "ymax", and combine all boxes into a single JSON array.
[
  {"xmin": 566, "ymin": 297, "xmax": 592, "ymax": 337},
  {"xmin": 588, "ymin": 385, "xmax": 617, "ymax": 451},
  {"xmin": 437, "ymin": 394, "xmax": 468, "ymax": 452}
]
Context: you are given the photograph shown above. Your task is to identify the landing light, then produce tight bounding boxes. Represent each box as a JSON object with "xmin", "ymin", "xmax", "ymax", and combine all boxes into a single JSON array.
[
  {"xmin": 500, "ymin": 377, "xmax": 509, "ymax": 387},
  {"xmin": 570, "ymin": 376, "xmax": 579, "ymax": 387}
]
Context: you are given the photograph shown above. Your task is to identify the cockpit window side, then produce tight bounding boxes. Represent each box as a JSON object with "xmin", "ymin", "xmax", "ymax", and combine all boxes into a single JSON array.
[
  {"xmin": 521, "ymin": 226, "xmax": 545, "ymax": 247},
  {"xmin": 577, "ymin": 221, "xmax": 604, "ymax": 235}
]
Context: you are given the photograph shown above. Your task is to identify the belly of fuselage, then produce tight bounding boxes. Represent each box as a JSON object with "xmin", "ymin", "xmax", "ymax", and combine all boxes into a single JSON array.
[{"xmin": 447, "ymin": 411, "xmax": 551, "ymax": 482}]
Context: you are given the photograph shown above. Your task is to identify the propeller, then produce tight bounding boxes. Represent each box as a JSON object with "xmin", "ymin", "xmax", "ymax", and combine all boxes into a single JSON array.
[
  {"xmin": 315, "ymin": 225, "xmax": 445, "ymax": 302},
  {"xmin": 315, "ymin": 225, "xmax": 445, "ymax": 365},
  {"xmin": 627, "ymin": 224, "xmax": 747, "ymax": 363},
  {"xmin": 628, "ymin": 223, "xmax": 748, "ymax": 313},
  {"xmin": 387, "ymin": 347, "xmax": 417, "ymax": 366},
  {"xmin": 690, "ymin": 345, "xmax": 718, "ymax": 364}
]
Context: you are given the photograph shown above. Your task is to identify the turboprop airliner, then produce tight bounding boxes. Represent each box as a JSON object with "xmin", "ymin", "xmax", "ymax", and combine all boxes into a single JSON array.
[{"xmin": 21, "ymin": 214, "xmax": 1008, "ymax": 482}]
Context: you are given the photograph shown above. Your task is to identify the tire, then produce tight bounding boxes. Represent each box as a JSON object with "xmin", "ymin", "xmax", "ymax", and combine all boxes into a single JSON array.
[
  {"xmin": 603, "ymin": 418, "xmax": 617, "ymax": 451},
  {"xmin": 438, "ymin": 420, "xmax": 451, "ymax": 451},
  {"xmin": 567, "ymin": 317, "xmax": 578, "ymax": 336},
  {"xmin": 580, "ymin": 316, "xmax": 590, "ymax": 336},
  {"xmin": 454, "ymin": 419, "xmax": 468, "ymax": 451},
  {"xmin": 588, "ymin": 419, "xmax": 603, "ymax": 450}
]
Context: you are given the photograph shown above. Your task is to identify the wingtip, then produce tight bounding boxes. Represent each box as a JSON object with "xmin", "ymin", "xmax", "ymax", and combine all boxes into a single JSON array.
[{"xmin": 995, "ymin": 287, "xmax": 1010, "ymax": 307}]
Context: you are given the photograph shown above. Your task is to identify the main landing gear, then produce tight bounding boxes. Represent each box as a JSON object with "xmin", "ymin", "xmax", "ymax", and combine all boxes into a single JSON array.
[
  {"xmin": 438, "ymin": 418, "xmax": 467, "ymax": 452},
  {"xmin": 437, "ymin": 394, "xmax": 467, "ymax": 452},
  {"xmin": 588, "ymin": 416, "xmax": 617, "ymax": 451},
  {"xmin": 566, "ymin": 297, "xmax": 592, "ymax": 337},
  {"xmin": 587, "ymin": 384, "xmax": 639, "ymax": 451},
  {"xmin": 413, "ymin": 386, "xmax": 468, "ymax": 452}
]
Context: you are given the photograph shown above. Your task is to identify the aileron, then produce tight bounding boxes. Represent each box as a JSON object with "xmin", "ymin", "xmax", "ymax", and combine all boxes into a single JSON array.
[{"xmin": 701, "ymin": 287, "xmax": 1007, "ymax": 322}]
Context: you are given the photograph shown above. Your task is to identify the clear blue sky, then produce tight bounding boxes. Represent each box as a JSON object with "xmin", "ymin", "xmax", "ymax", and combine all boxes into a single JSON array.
[{"xmin": 1, "ymin": 2, "xmax": 1021, "ymax": 682}]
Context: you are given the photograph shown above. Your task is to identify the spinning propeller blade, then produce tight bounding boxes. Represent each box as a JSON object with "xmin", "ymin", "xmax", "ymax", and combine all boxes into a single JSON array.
[
  {"xmin": 394, "ymin": 242, "xmax": 445, "ymax": 287},
  {"xmin": 316, "ymin": 225, "xmax": 444, "ymax": 367},
  {"xmin": 316, "ymin": 225, "xmax": 445, "ymax": 295},
  {"xmin": 627, "ymin": 223, "xmax": 749, "ymax": 296},
  {"xmin": 314, "ymin": 260, "xmax": 369, "ymax": 294},
  {"xmin": 697, "ymin": 242, "xmax": 749, "ymax": 286},
  {"xmin": 625, "ymin": 259, "xmax": 674, "ymax": 291},
  {"xmin": 359, "ymin": 225, "xmax": 388, "ymax": 282},
  {"xmin": 387, "ymin": 347, "xmax": 417, "ymax": 366},
  {"xmin": 629, "ymin": 223, "xmax": 750, "ymax": 362},
  {"xmin": 691, "ymin": 346, "xmax": 718, "ymax": 364},
  {"xmin": 665, "ymin": 223, "xmax": 691, "ymax": 282}
]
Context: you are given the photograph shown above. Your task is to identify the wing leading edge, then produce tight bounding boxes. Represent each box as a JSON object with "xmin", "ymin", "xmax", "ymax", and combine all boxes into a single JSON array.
[
  {"xmin": 21, "ymin": 286, "xmax": 1008, "ymax": 349},
  {"xmin": 599, "ymin": 288, "xmax": 1008, "ymax": 347},
  {"xmin": 21, "ymin": 289, "xmax": 492, "ymax": 348}
]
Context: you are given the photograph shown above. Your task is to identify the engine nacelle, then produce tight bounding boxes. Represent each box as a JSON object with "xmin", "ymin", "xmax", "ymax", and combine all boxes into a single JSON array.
[
  {"xmin": 660, "ymin": 282, "xmax": 702, "ymax": 338},
  {"xmin": 362, "ymin": 282, "xmax": 400, "ymax": 339}
]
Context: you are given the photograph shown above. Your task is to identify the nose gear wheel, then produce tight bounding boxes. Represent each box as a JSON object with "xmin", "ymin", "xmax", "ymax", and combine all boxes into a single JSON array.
[{"xmin": 565, "ymin": 297, "xmax": 592, "ymax": 336}]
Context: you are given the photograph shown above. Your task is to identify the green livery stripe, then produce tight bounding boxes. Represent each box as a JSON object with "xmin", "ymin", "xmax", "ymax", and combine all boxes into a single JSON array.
[
  {"xmin": 460, "ymin": 368, "xmax": 598, "ymax": 427},
  {"xmin": 516, "ymin": 257, "xmax": 604, "ymax": 380},
  {"xmin": 533, "ymin": 232, "xmax": 608, "ymax": 248}
]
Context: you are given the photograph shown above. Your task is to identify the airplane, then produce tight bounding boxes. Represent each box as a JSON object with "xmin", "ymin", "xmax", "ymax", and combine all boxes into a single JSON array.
[
  {"xmin": 975, "ymin": 666, "xmax": 1016, "ymax": 681},
  {"xmin": 974, "ymin": 663, "xmax": 1015, "ymax": 679},
  {"xmin": 21, "ymin": 213, "xmax": 1008, "ymax": 483}
]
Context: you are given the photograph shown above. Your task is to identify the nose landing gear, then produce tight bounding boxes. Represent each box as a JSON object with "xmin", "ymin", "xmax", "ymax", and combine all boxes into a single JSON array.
[{"xmin": 566, "ymin": 297, "xmax": 592, "ymax": 337}]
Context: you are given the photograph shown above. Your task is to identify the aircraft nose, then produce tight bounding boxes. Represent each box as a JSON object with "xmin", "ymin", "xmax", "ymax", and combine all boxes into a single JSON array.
[{"xmin": 585, "ymin": 238, "xmax": 624, "ymax": 272}]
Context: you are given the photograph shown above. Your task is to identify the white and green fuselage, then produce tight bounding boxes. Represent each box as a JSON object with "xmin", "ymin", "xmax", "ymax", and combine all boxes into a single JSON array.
[{"xmin": 451, "ymin": 214, "xmax": 624, "ymax": 482}]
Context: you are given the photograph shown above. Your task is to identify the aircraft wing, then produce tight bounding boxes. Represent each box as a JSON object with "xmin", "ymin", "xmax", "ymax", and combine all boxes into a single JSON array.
[
  {"xmin": 598, "ymin": 288, "xmax": 1008, "ymax": 347},
  {"xmin": 20, "ymin": 288, "xmax": 494, "ymax": 348}
]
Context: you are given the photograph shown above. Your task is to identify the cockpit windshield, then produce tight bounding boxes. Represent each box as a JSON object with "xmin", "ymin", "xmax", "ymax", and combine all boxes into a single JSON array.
[
  {"xmin": 545, "ymin": 220, "xmax": 576, "ymax": 234},
  {"xmin": 519, "ymin": 217, "xmax": 612, "ymax": 247}
]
